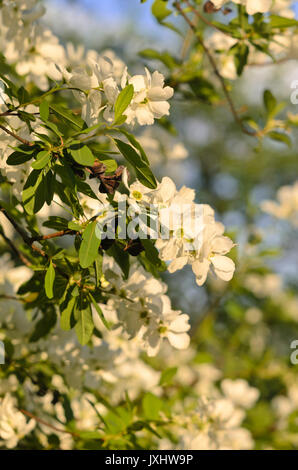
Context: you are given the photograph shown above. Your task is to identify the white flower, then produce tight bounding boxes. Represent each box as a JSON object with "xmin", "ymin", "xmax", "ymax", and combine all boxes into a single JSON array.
[
  {"xmin": 0, "ymin": 394, "xmax": 35, "ymax": 448},
  {"xmin": 124, "ymin": 176, "xmax": 235, "ymax": 286},
  {"xmin": 191, "ymin": 221, "xmax": 235, "ymax": 286},
  {"xmin": 261, "ymin": 181, "xmax": 298, "ymax": 227},
  {"xmin": 221, "ymin": 379, "xmax": 260, "ymax": 409},
  {"xmin": 124, "ymin": 68, "xmax": 174, "ymax": 126},
  {"xmin": 211, "ymin": 0, "xmax": 272, "ymax": 15}
]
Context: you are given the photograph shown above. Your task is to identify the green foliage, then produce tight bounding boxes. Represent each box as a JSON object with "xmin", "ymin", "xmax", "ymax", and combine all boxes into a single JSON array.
[{"xmin": 79, "ymin": 221, "xmax": 101, "ymax": 269}]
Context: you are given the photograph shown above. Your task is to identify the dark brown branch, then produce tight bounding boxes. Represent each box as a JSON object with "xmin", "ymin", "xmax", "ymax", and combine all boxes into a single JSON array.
[
  {"xmin": 174, "ymin": 1, "xmax": 257, "ymax": 137},
  {"xmin": 0, "ymin": 229, "xmax": 32, "ymax": 267},
  {"xmin": 33, "ymin": 229, "xmax": 76, "ymax": 241},
  {"xmin": 0, "ymin": 124, "xmax": 33, "ymax": 146}
]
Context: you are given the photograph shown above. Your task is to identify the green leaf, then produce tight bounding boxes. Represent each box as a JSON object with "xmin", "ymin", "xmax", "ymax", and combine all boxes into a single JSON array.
[
  {"xmin": 142, "ymin": 239, "xmax": 165, "ymax": 270},
  {"xmin": 117, "ymin": 129, "xmax": 150, "ymax": 164},
  {"xmin": 263, "ymin": 89, "xmax": 277, "ymax": 117},
  {"xmin": 268, "ymin": 131, "xmax": 291, "ymax": 147},
  {"xmin": 107, "ymin": 243, "xmax": 129, "ymax": 279},
  {"xmin": 43, "ymin": 216, "xmax": 69, "ymax": 230},
  {"xmin": 114, "ymin": 139, "xmax": 157, "ymax": 189},
  {"xmin": 45, "ymin": 261, "xmax": 55, "ymax": 299},
  {"xmin": 94, "ymin": 254, "xmax": 103, "ymax": 287},
  {"xmin": 22, "ymin": 170, "xmax": 45, "ymax": 214},
  {"xmin": 31, "ymin": 150, "xmax": 51, "ymax": 169},
  {"xmin": 29, "ymin": 308, "xmax": 57, "ymax": 342},
  {"xmin": 6, "ymin": 151, "xmax": 34, "ymax": 166},
  {"xmin": 159, "ymin": 367, "xmax": 177, "ymax": 386},
  {"xmin": 60, "ymin": 295, "xmax": 76, "ymax": 331},
  {"xmin": 100, "ymin": 158, "xmax": 117, "ymax": 173},
  {"xmin": 68, "ymin": 221, "xmax": 82, "ymax": 231},
  {"xmin": 17, "ymin": 86, "xmax": 29, "ymax": 105},
  {"xmin": 152, "ymin": 0, "xmax": 172, "ymax": 23},
  {"xmin": 142, "ymin": 392, "xmax": 163, "ymax": 420},
  {"xmin": 70, "ymin": 145, "xmax": 95, "ymax": 166},
  {"xmin": 139, "ymin": 49, "xmax": 178, "ymax": 70},
  {"xmin": 39, "ymin": 100, "xmax": 50, "ymax": 121},
  {"xmin": 75, "ymin": 303, "xmax": 94, "ymax": 345},
  {"xmin": 269, "ymin": 15, "xmax": 298, "ymax": 29},
  {"xmin": 89, "ymin": 293, "xmax": 110, "ymax": 330},
  {"xmin": 233, "ymin": 43, "xmax": 249, "ymax": 76},
  {"xmin": 79, "ymin": 221, "xmax": 101, "ymax": 269},
  {"xmin": 50, "ymin": 103, "xmax": 84, "ymax": 129},
  {"xmin": 114, "ymin": 84, "xmax": 134, "ymax": 122}
]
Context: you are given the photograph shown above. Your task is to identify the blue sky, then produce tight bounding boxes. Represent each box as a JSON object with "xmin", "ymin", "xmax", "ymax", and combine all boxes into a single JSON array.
[{"xmin": 44, "ymin": 0, "xmax": 298, "ymax": 47}]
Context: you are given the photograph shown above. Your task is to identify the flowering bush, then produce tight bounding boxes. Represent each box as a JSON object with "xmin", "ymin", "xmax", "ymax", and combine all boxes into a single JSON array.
[{"xmin": 0, "ymin": 0, "xmax": 297, "ymax": 450}]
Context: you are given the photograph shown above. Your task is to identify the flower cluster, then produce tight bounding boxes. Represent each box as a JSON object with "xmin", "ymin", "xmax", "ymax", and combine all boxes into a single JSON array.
[
  {"xmin": 97, "ymin": 256, "xmax": 191, "ymax": 356},
  {"xmin": 62, "ymin": 63, "xmax": 174, "ymax": 127},
  {"xmin": 124, "ymin": 177, "xmax": 235, "ymax": 286},
  {"xmin": 210, "ymin": 0, "xmax": 273, "ymax": 15},
  {"xmin": 261, "ymin": 181, "xmax": 298, "ymax": 227}
]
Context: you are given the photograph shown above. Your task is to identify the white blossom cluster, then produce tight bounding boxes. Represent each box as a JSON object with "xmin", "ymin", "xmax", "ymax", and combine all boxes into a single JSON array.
[
  {"xmin": 211, "ymin": 0, "xmax": 278, "ymax": 15},
  {"xmin": 0, "ymin": 263, "xmax": 262, "ymax": 450},
  {"xmin": 0, "ymin": 1, "xmax": 174, "ymax": 127},
  {"xmin": 62, "ymin": 63, "xmax": 174, "ymax": 127},
  {"xmin": 123, "ymin": 176, "xmax": 235, "ymax": 286},
  {"xmin": 261, "ymin": 181, "xmax": 298, "ymax": 227}
]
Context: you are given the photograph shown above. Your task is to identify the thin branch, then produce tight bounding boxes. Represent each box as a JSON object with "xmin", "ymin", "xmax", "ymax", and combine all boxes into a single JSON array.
[
  {"xmin": 0, "ymin": 124, "xmax": 33, "ymax": 146},
  {"xmin": 183, "ymin": 0, "xmax": 231, "ymax": 36},
  {"xmin": 0, "ymin": 294, "xmax": 22, "ymax": 301},
  {"xmin": 0, "ymin": 202, "xmax": 47, "ymax": 258},
  {"xmin": 33, "ymin": 229, "xmax": 76, "ymax": 241},
  {"xmin": 18, "ymin": 408, "xmax": 81, "ymax": 438},
  {"xmin": 0, "ymin": 203, "xmax": 87, "ymax": 290},
  {"xmin": 0, "ymin": 203, "xmax": 32, "ymax": 245},
  {"xmin": 0, "ymin": 229, "xmax": 32, "ymax": 267},
  {"xmin": 174, "ymin": 1, "xmax": 257, "ymax": 137}
]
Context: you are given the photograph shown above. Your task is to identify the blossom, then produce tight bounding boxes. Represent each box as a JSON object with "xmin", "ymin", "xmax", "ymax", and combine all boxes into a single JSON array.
[
  {"xmin": 0, "ymin": 394, "xmax": 35, "ymax": 448},
  {"xmin": 124, "ymin": 68, "xmax": 174, "ymax": 126},
  {"xmin": 191, "ymin": 220, "xmax": 235, "ymax": 286},
  {"xmin": 261, "ymin": 181, "xmax": 298, "ymax": 227},
  {"xmin": 211, "ymin": 0, "xmax": 273, "ymax": 15},
  {"xmin": 221, "ymin": 379, "xmax": 260, "ymax": 409},
  {"xmin": 91, "ymin": 257, "xmax": 191, "ymax": 357}
]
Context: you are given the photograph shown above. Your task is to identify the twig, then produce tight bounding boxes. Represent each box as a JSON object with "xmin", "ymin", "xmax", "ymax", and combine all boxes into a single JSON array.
[
  {"xmin": 18, "ymin": 408, "xmax": 80, "ymax": 438},
  {"xmin": 0, "ymin": 202, "xmax": 47, "ymax": 258},
  {"xmin": 0, "ymin": 294, "xmax": 22, "ymax": 301},
  {"xmin": 183, "ymin": 0, "xmax": 231, "ymax": 36},
  {"xmin": 0, "ymin": 229, "xmax": 32, "ymax": 267},
  {"xmin": 0, "ymin": 124, "xmax": 33, "ymax": 146},
  {"xmin": 174, "ymin": 1, "xmax": 257, "ymax": 137},
  {"xmin": 33, "ymin": 229, "xmax": 76, "ymax": 241}
]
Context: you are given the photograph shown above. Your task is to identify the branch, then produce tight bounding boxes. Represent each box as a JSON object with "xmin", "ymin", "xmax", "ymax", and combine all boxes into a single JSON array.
[
  {"xmin": 0, "ymin": 124, "xmax": 33, "ymax": 146},
  {"xmin": 0, "ymin": 203, "xmax": 88, "ymax": 291},
  {"xmin": 0, "ymin": 294, "xmax": 22, "ymax": 301},
  {"xmin": 33, "ymin": 229, "xmax": 76, "ymax": 241},
  {"xmin": 174, "ymin": 1, "xmax": 257, "ymax": 137},
  {"xmin": 18, "ymin": 408, "xmax": 81, "ymax": 438},
  {"xmin": 183, "ymin": 0, "xmax": 231, "ymax": 36},
  {"xmin": 0, "ymin": 229, "xmax": 32, "ymax": 267}
]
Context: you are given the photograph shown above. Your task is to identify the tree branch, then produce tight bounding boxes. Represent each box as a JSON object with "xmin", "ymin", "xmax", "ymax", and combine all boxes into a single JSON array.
[
  {"xmin": 174, "ymin": 1, "xmax": 257, "ymax": 137},
  {"xmin": 33, "ymin": 229, "xmax": 76, "ymax": 241},
  {"xmin": 183, "ymin": 0, "xmax": 231, "ymax": 36},
  {"xmin": 18, "ymin": 408, "xmax": 81, "ymax": 439},
  {"xmin": 0, "ymin": 228, "xmax": 32, "ymax": 267},
  {"xmin": 0, "ymin": 124, "xmax": 33, "ymax": 146}
]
